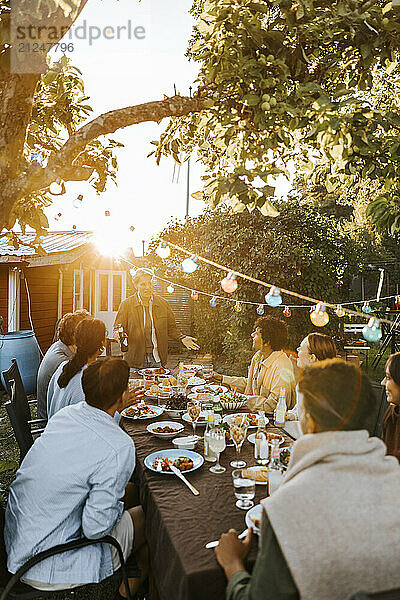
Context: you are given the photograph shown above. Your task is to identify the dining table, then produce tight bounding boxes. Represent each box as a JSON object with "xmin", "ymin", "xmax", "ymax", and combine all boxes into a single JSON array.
[{"xmin": 121, "ymin": 393, "xmax": 294, "ymax": 600}]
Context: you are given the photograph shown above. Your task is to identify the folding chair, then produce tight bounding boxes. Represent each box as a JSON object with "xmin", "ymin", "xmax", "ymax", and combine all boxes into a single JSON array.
[{"xmin": 2, "ymin": 359, "xmax": 41, "ymax": 416}]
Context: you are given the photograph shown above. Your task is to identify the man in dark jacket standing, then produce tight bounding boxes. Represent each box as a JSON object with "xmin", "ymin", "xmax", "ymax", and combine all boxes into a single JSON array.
[{"xmin": 113, "ymin": 268, "xmax": 198, "ymax": 369}]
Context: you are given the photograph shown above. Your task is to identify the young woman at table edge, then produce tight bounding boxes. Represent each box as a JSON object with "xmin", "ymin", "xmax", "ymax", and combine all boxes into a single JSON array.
[
  {"xmin": 216, "ymin": 359, "xmax": 400, "ymax": 600},
  {"xmin": 286, "ymin": 332, "xmax": 337, "ymax": 421},
  {"xmin": 381, "ymin": 352, "xmax": 400, "ymax": 461}
]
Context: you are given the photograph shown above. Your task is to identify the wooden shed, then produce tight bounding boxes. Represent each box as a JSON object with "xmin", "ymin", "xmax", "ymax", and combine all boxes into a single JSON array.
[{"xmin": 0, "ymin": 231, "xmax": 192, "ymax": 354}]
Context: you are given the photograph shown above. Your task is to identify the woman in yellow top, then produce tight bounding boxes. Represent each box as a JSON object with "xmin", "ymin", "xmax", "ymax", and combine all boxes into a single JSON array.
[{"xmin": 210, "ymin": 315, "xmax": 296, "ymax": 413}]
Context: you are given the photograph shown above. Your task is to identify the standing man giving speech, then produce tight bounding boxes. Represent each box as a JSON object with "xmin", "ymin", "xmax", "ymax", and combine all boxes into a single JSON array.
[{"xmin": 114, "ymin": 268, "xmax": 199, "ymax": 369}]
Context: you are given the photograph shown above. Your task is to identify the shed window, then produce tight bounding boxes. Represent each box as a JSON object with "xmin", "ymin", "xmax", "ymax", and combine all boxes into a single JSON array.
[{"xmin": 73, "ymin": 270, "xmax": 84, "ymax": 311}]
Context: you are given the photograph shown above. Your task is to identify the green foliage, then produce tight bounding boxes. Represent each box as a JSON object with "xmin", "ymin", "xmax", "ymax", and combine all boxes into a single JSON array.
[
  {"xmin": 153, "ymin": 0, "xmax": 400, "ymax": 235},
  {"xmin": 148, "ymin": 201, "xmax": 376, "ymax": 370}
]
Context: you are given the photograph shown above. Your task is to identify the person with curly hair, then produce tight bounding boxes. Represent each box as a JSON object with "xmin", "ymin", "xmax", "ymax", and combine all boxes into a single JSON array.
[
  {"xmin": 381, "ymin": 352, "xmax": 400, "ymax": 461},
  {"xmin": 36, "ymin": 310, "xmax": 90, "ymax": 419},
  {"xmin": 209, "ymin": 316, "xmax": 296, "ymax": 412}
]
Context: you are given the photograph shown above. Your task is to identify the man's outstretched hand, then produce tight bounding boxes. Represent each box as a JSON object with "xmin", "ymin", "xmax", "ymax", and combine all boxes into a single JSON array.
[{"xmin": 181, "ymin": 336, "xmax": 200, "ymax": 350}]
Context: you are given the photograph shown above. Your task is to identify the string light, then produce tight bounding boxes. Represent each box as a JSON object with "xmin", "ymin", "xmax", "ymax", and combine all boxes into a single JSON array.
[
  {"xmin": 49, "ymin": 179, "xmax": 65, "ymax": 195},
  {"xmin": 221, "ymin": 272, "xmax": 238, "ymax": 293},
  {"xmin": 256, "ymin": 304, "xmax": 264, "ymax": 315},
  {"xmin": 310, "ymin": 304, "xmax": 329, "ymax": 327},
  {"xmin": 362, "ymin": 317, "xmax": 382, "ymax": 342},
  {"xmin": 335, "ymin": 304, "xmax": 345, "ymax": 317},
  {"xmin": 191, "ymin": 291, "xmax": 199, "ymax": 301},
  {"xmin": 31, "ymin": 152, "xmax": 43, "ymax": 164},
  {"xmin": 283, "ymin": 306, "xmax": 292, "ymax": 318},
  {"xmin": 73, "ymin": 194, "xmax": 83, "ymax": 208},
  {"xmin": 265, "ymin": 286, "xmax": 282, "ymax": 307},
  {"xmin": 182, "ymin": 256, "xmax": 198, "ymax": 273},
  {"xmin": 209, "ymin": 296, "xmax": 217, "ymax": 308},
  {"xmin": 362, "ymin": 301, "xmax": 372, "ymax": 314},
  {"xmin": 156, "ymin": 242, "xmax": 171, "ymax": 259},
  {"xmin": 395, "ymin": 295, "xmax": 400, "ymax": 308},
  {"xmin": 167, "ymin": 285, "xmax": 174, "ymax": 293},
  {"xmin": 234, "ymin": 301, "xmax": 242, "ymax": 312},
  {"xmin": 105, "ymin": 210, "xmax": 110, "ymax": 217}
]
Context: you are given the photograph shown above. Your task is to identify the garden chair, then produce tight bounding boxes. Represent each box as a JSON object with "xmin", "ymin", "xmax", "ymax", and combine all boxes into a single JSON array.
[
  {"xmin": 0, "ymin": 506, "xmax": 134, "ymax": 600},
  {"xmin": 4, "ymin": 382, "xmax": 45, "ymax": 464},
  {"xmin": 351, "ymin": 589, "xmax": 400, "ymax": 599},
  {"xmin": 2, "ymin": 359, "xmax": 39, "ymax": 415}
]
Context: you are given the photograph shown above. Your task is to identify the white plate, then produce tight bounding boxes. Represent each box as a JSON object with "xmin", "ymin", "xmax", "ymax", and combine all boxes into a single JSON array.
[
  {"xmin": 144, "ymin": 449, "xmax": 204, "ymax": 474},
  {"xmin": 187, "ymin": 376, "xmax": 206, "ymax": 386},
  {"xmin": 138, "ymin": 368, "xmax": 170, "ymax": 377},
  {"xmin": 245, "ymin": 504, "xmax": 263, "ymax": 535},
  {"xmin": 223, "ymin": 413, "xmax": 259, "ymax": 428},
  {"xmin": 247, "ymin": 431, "xmax": 284, "ymax": 445},
  {"xmin": 242, "ymin": 465, "xmax": 268, "ymax": 486},
  {"xmin": 144, "ymin": 390, "xmax": 171, "ymax": 398},
  {"xmin": 191, "ymin": 384, "xmax": 228, "ymax": 393},
  {"xmin": 146, "ymin": 421, "xmax": 184, "ymax": 439},
  {"xmin": 121, "ymin": 404, "xmax": 163, "ymax": 420},
  {"xmin": 182, "ymin": 411, "xmax": 208, "ymax": 427}
]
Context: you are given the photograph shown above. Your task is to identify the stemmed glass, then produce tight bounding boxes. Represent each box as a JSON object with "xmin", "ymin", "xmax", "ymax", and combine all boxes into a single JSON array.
[
  {"xmin": 208, "ymin": 428, "xmax": 226, "ymax": 473},
  {"xmin": 229, "ymin": 420, "xmax": 248, "ymax": 468},
  {"xmin": 187, "ymin": 401, "xmax": 201, "ymax": 436},
  {"xmin": 232, "ymin": 469, "xmax": 255, "ymax": 510},
  {"xmin": 177, "ymin": 370, "xmax": 189, "ymax": 395}
]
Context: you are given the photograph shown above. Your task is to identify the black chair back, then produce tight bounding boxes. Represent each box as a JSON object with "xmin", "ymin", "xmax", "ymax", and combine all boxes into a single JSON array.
[
  {"xmin": 369, "ymin": 381, "xmax": 388, "ymax": 439},
  {"xmin": 2, "ymin": 360, "xmax": 31, "ymax": 423},
  {"xmin": 5, "ymin": 382, "xmax": 34, "ymax": 464}
]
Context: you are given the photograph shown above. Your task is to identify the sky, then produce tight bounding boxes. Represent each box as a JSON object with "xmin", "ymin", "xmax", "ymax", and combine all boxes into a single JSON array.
[{"xmin": 46, "ymin": 0, "xmax": 206, "ymax": 256}]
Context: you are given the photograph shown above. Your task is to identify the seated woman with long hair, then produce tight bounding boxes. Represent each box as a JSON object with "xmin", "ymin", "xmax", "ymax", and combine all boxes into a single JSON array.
[
  {"xmin": 47, "ymin": 318, "xmax": 106, "ymax": 419},
  {"xmin": 381, "ymin": 352, "xmax": 400, "ymax": 461},
  {"xmin": 216, "ymin": 359, "xmax": 400, "ymax": 600}
]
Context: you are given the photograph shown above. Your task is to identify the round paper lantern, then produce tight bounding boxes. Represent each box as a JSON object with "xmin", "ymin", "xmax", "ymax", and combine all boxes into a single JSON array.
[
  {"xmin": 310, "ymin": 304, "xmax": 329, "ymax": 327},
  {"xmin": 221, "ymin": 272, "xmax": 238, "ymax": 293},
  {"xmin": 362, "ymin": 318, "xmax": 382, "ymax": 342}
]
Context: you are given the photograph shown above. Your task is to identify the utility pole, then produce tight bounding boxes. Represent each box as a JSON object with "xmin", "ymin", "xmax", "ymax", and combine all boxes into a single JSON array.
[
  {"xmin": 186, "ymin": 158, "xmax": 190, "ymax": 217},
  {"xmin": 142, "ymin": 240, "xmax": 145, "ymax": 257}
]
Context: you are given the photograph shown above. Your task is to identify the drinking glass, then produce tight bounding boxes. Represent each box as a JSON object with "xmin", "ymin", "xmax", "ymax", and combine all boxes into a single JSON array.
[
  {"xmin": 202, "ymin": 362, "xmax": 213, "ymax": 379},
  {"xmin": 187, "ymin": 401, "xmax": 201, "ymax": 436},
  {"xmin": 229, "ymin": 422, "xmax": 248, "ymax": 468},
  {"xmin": 157, "ymin": 389, "xmax": 171, "ymax": 411},
  {"xmin": 208, "ymin": 428, "xmax": 226, "ymax": 473},
  {"xmin": 177, "ymin": 371, "xmax": 189, "ymax": 395},
  {"xmin": 144, "ymin": 373, "xmax": 156, "ymax": 390},
  {"xmin": 232, "ymin": 469, "xmax": 255, "ymax": 510}
]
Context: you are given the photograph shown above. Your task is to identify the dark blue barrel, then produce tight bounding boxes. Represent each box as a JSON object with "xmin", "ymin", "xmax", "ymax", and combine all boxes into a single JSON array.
[{"xmin": 0, "ymin": 330, "xmax": 41, "ymax": 395}]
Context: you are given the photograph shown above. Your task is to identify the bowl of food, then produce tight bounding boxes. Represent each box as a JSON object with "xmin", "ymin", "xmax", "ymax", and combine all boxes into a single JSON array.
[
  {"xmin": 164, "ymin": 393, "xmax": 187, "ymax": 418},
  {"xmin": 220, "ymin": 392, "xmax": 248, "ymax": 411},
  {"xmin": 172, "ymin": 435, "xmax": 199, "ymax": 450},
  {"xmin": 146, "ymin": 421, "xmax": 184, "ymax": 439}
]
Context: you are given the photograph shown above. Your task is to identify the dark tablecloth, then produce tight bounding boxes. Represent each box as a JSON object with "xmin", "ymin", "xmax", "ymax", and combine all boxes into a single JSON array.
[{"xmin": 121, "ymin": 412, "xmax": 293, "ymax": 600}]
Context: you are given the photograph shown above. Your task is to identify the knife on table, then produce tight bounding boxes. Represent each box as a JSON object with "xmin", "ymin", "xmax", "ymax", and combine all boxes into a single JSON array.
[{"xmin": 169, "ymin": 463, "xmax": 200, "ymax": 496}]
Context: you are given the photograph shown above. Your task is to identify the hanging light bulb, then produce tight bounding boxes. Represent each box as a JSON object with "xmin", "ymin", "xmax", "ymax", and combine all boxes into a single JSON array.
[
  {"xmin": 221, "ymin": 272, "xmax": 238, "ymax": 293},
  {"xmin": 335, "ymin": 304, "xmax": 345, "ymax": 317},
  {"xmin": 182, "ymin": 256, "xmax": 198, "ymax": 273},
  {"xmin": 310, "ymin": 303, "xmax": 329, "ymax": 327},
  {"xmin": 156, "ymin": 242, "xmax": 170, "ymax": 259},
  {"xmin": 283, "ymin": 306, "xmax": 292, "ymax": 318},
  {"xmin": 31, "ymin": 152, "xmax": 43, "ymax": 164},
  {"xmin": 265, "ymin": 286, "xmax": 282, "ymax": 307},
  {"xmin": 395, "ymin": 295, "xmax": 400, "ymax": 308},
  {"xmin": 167, "ymin": 285, "xmax": 174, "ymax": 294},
  {"xmin": 362, "ymin": 317, "xmax": 382, "ymax": 342},
  {"xmin": 256, "ymin": 304, "xmax": 264, "ymax": 315},
  {"xmin": 234, "ymin": 301, "xmax": 242, "ymax": 312},
  {"xmin": 129, "ymin": 268, "xmax": 136, "ymax": 277},
  {"xmin": 362, "ymin": 301, "xmax": 372, "ymax": 314},
  {"xmin": 49, "ymin": 179, "xmax": 65, "ymax": 195},
  {"xmin": 209, "ymin": 296, "xmax": 217, "ymax": 308},
  {"xmin": 191, "ymin": 291, "xmax": 199, "ymax": 301},
  {"xmin": 73, "ymin": 194, "xmax": 83, "ymax": 208}
]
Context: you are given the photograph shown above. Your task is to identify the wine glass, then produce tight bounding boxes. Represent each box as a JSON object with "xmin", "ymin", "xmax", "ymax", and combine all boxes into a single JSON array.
[
  {"xmin": 208, "ymin": 428, "xmax": 226, "ymax": 473},
  {"xmin": 177, "ymin": 370, "xmax": 189, "ymax": 395},
  {"xmin": 232, "ymin": 469, "xmax": 255, "ymax": 510},
  {"xmin": 187, "ymin": 401, "xmax": 201, "ymax": 436},
  {"xmin": 229, "ymin": 420, "xmax": 248, "ymax": 468}
]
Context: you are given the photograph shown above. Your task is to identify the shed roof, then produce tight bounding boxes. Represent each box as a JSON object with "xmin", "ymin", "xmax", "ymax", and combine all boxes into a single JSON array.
[{"xmin": 0, "ymin": 231, "xmax": 94, "ymax": 266}]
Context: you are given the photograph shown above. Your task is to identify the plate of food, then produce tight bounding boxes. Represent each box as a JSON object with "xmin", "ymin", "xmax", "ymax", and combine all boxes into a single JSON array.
[
  {"xmin": 144, "ymin": 449, "xmax": 204, "ymax": 474},
  {"xmin": 179, "ymin": 364, "xmax": 202, "ymax": 372},
  {"xmin": 191, "ymin": 384, "xmax": 228, "ymax": 394},
  {"xmin": 138, "ymin": 367, "xmax": 170, "ymax": 377},
  {"xmin": 245, "ymin": 503, "xmax": 263, "ymax": 535},
  {"xmin": 242, "ymin": 466, "xmax": 268, "ymax": 485},
  {"xmin": 146, "ymin": 421, "xmax": 184, "ymax": 439},
  {"xmin": 219, "ymin": 391, "xmax": 249, "ymax": 411},
  {"xmin": 182, "ymin": 411, "xmax": 208, "ymax": 426},
  {"xmin": 186, "ymin": 376, "xmax": 206, "ymax": 387},
  {"xmin": 121, "ymin": 403, "xmax": 163, "ymax": 420},
  {"xmin": 279, "ymin": 446, "xmax": 292, "ymax": 469},
  {"xmin": 223, "ymin": 413, "xmax": 259, "ymax": 428},
  {"xmin": 247, "ymin": 432, "xmax": 285, "ymax": 445}
]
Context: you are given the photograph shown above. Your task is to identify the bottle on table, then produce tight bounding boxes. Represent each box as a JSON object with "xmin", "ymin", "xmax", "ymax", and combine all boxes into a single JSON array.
[
  {"xmin": 267, "ymin": 438, "xmax": 283, "ymax": 495},
  {"xmin": 204, "ymin": 412, "xmax": 217, "ymax": 462},
  {"xmin": 274, "ymin": 387, "xmax": 287, "ymax": 428},
  {"xmin": 117, "ymin": 325, "xmax": 128, "ymax": 353},
  {"xmin": 212, "ymin": 396, "xmax": 223, "ymax": 424},
  {"xmin": 254, "ymin": 411, "xmax": 269, "ymax": 465}
]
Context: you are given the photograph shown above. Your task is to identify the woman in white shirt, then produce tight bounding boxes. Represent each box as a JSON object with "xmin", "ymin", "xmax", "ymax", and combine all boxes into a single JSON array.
[
  {"xmin": 47, "ymin": 318, "xmax": 106, "ymax": 418},
  {"xmin": 287, "ymin": 332, "xmax": 337, "ymax": 420}
]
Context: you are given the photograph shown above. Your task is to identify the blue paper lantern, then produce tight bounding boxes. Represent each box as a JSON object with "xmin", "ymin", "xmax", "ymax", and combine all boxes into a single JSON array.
[
  {"xmin": 362, "ymin": 318, "xmax": 382, "ymax": 342},
  {"xmin": 265, "ymin": 286, "xmax": 282, "ymax": 307},
  {"xmin": 362, "ymin": 302, "xmax": 372, "ymax": 314},
  {"xmin": 209, "ymin": 296, "xmax": 217, "ymax": 308},
  {"xmin": 256, "ymin": 304, "xmax": 264, "ymax": 315},
  {"xmin": 167, "ymin": 285, "xmax": 174, "ymax": 294}
]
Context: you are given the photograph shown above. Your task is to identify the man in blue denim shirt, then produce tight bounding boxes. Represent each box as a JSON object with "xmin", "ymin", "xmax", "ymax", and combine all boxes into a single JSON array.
[{"xmin": 5, "ymin": 357, "xmax": 147, "ymax": 598}]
